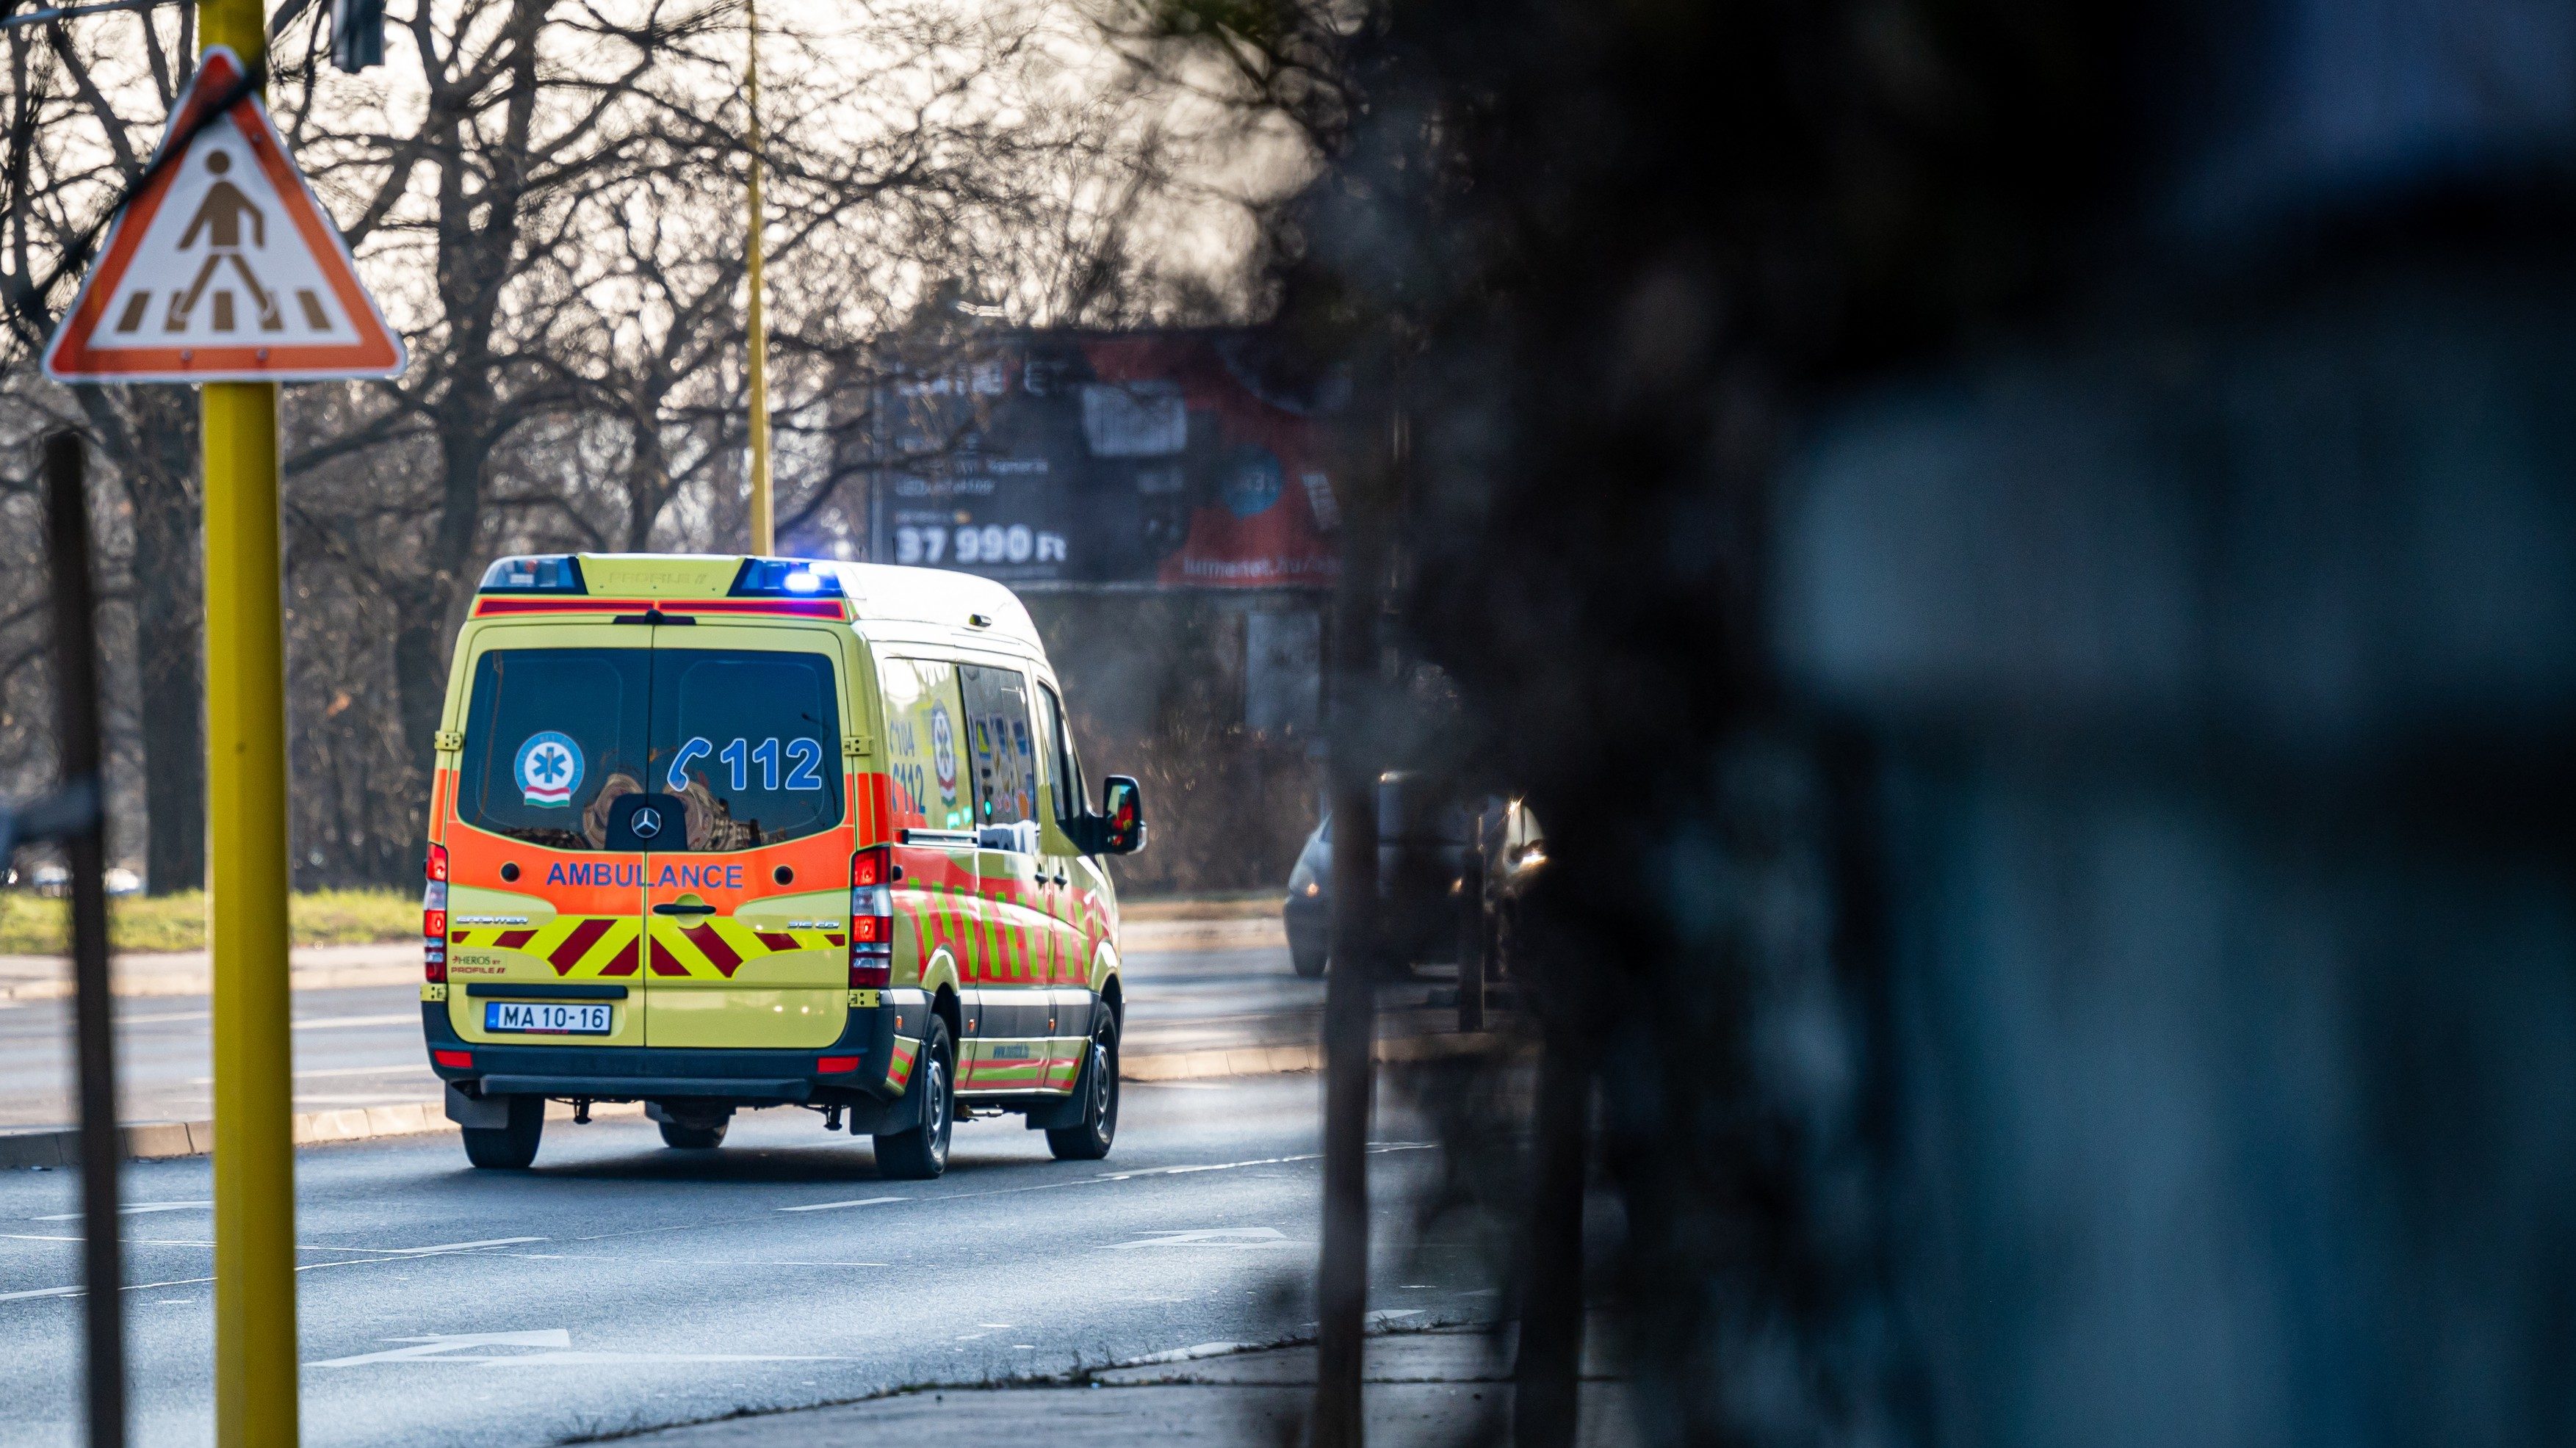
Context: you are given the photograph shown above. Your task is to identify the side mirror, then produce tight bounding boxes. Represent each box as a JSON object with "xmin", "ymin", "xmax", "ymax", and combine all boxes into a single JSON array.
[{"xmin": 1097, "ymin": 776, "xmax": 1147, "ymax": 855}]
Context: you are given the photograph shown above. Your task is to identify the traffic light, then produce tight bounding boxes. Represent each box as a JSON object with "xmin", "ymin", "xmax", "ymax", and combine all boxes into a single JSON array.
[{"xmin": 331, "ymin": 0, "xmax": 383, "ymax": 72}]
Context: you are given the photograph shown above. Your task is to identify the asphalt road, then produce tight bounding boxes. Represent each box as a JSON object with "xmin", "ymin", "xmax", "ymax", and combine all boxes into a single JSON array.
[
  {"xmin": 0, "ymin": 938, "xmax": 1373, "ymax": 1129},
  {"xmin": 0, "ymin": 1073, "xmax": 1487, "ymax": 1447}
]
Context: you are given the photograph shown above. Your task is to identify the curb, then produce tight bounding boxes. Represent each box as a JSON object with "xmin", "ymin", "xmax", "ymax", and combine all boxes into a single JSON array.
[
  {"xmin": 0, "ymin": 1033, "xmax": 1501, "ymax": 1168},
  {"xmin": 0, "ymin": 1098, "xmax": 648, "ymax": 1169},
  {"xmin": 0, "ymin": 946, "xmax": 420, "ymax": 1003}
]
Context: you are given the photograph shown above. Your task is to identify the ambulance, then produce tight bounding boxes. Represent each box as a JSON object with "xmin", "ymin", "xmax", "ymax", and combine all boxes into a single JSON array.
[{"xmin": 419, "ymin": 554, "xmax": 1146, "ymax": 1176}]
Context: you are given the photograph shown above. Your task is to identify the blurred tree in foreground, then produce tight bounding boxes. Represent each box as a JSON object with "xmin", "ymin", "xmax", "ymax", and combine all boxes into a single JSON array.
[{"xmin": 1125, "ymin": 0, "xmax": 2576, "ymax": 1444}]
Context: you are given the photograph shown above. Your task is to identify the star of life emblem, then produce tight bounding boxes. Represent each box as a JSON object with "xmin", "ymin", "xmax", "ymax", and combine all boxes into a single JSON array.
[{"xmin": 514, "ymin": 731, "xmax": 583, "ymax": 808}]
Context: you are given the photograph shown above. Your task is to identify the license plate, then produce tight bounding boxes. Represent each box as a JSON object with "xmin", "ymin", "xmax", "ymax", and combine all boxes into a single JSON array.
[{"xmin": 483, "ymin": 1002, "xmax": 613, "ymax": 1035}]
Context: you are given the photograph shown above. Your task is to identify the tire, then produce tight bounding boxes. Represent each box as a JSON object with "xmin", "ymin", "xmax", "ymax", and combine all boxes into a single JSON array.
[
  {"xmin": 874, "ymin": 1016, "xmax": 954, "ymax": 1180},
  {"xmin": 1288, "ymin": 923, "xmax": 1327, "ymax": 979},
  {"xmin": 1046, "ymin": 1016, "xmax": 1119, "ymax": 1161},
  {"xmin": 657, "ymin": 1118, "xmax": 727, "ymax": 1150},
  {"xmin": 461, "ymin": 1094, "xmax": 544, "ymax": 1170}
]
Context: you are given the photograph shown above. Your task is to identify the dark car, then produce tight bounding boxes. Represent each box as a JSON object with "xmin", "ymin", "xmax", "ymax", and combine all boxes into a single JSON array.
[
  {"xmin": 1284, "ymin": 816, "xmax": 1332, "ymax": 977},
  {"xmin": 1281, "ymin": 775, "xmax": 1545, "ymax": 982}
]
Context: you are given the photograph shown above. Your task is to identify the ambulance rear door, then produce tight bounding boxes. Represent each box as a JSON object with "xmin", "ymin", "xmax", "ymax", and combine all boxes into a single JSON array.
[
  {"xmin": 441, "ymin": 631, "xmax": 653, "ymax": 1046},
  {"xmin": 639, "ymin": 621, "xmax": 858, "ymax": 1049}
]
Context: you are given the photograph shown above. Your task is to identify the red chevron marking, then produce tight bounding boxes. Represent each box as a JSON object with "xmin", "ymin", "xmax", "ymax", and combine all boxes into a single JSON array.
[
  {"xmin": 684, "ymin": 924, "xmax": 743, "ymax": 977},
  {"xmin": 599, "ymin": 935, "xmax": 639, "ymax": 977},
  {"xmin": 548, "ymin": 917, "xmax": 613, "ymax": 975}
]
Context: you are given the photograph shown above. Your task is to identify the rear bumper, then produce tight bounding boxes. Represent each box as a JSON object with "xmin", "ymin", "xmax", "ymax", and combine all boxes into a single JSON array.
[{"xmin": 423, "ymin": 988, "xmax": 926, "ymax": 1108}]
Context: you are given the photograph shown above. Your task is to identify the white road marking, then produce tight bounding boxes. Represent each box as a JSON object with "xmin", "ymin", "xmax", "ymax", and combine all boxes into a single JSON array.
[
  {"xmin": 0, "ymin": 1285, "xmax": 82, "ymax": 1303},
  {"xmin": 1109, "ymin": 1228, "xmax": 1299, "ymax": 1250},
  {"xmin": 359, "ymin": 1237, "xmax": 544, "ymax": 1256},
  {"xmin": 563, "ymin": 1142, "xmax": 1432, "ymax": 1245},
  {"xmin": 477, "ymin": 1350, "xmax": 854, "ymax": 1367},
  {"xmin": 1092, "ymin": 1143, "xmax": 1431, "ymax": 1184},
  {"xmin": 32, "ymin": 1200, "xmax": 209, "ymax": 1222},
  {"xmin": 311, "ymin": 1329, "xmax": 852, "ymax": 1369},
  {"xmin": 186, "ymin": 1065, "xmax": 430, "ymax": 1084},
  {"xmin": 778, "ymin": 1195, "xmax": 906, "ymax": 1214},
  {"xmin": 310, "ymin": 1330, "xmax": 570, "ymax": 1367},
  {"xmin": 0, "ymin": 1242, "xmax": 546, "ymax": 1312},
  {"xmin": 292, "ymin": 1013, "xmax": 419, "ymax": 1030},
  {"xmin": 1125, "ymin": 1340, "xmax": 1252, "ymax": 1364}
]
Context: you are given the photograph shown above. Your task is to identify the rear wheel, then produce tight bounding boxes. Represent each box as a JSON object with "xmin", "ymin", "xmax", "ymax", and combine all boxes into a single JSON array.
[
  {"xmin": 461, "ymin": 1095, "xmax": 544, "ymax": 1170},
  {"xmin": 1046, "ymin": 1016, "xmax": 1119, "ymax": 1161},
  {"xmin": 875, "ymin": 1016, "xmax": 954, "ymax": 1179},
  {"xmin": 657, "ymin": 1118, "xmax": 727, "ymax": 1150}
]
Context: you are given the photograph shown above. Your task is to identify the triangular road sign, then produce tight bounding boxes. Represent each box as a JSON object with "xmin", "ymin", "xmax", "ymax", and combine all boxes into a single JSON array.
[{"xmin": 44, "ymin": 47, "xmax": 406, "ymax": 383}]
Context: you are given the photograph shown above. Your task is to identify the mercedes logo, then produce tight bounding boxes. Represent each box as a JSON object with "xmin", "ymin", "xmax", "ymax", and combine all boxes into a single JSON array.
[{"xmin": 629, "ymin": 807, "xmax": 663, "ymax": 840}]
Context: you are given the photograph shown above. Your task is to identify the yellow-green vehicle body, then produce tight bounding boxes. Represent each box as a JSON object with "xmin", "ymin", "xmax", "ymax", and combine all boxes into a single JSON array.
[{"xmin": 420, "ymin": 554, "xmax": 1141, "ymax": 1167}]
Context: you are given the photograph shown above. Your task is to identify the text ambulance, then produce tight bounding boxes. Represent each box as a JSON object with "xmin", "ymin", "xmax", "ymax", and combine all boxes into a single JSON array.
[{"xmin": 420, "ymin": 554, "xmax": 1146, "ymax": 1175}]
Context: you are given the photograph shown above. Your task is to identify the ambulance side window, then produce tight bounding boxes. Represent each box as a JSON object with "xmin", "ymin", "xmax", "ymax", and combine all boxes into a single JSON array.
[
  {"xmin": 879, "ymin": 657, "xmax": 970, "ymax": 833},
  {"xmin": 959, "ymin": 665, "xmax": 1037, "ymax": 835},
  {"xmin": 1036, "ymin": 683, "xmax": 1086, "ymax": 825}
]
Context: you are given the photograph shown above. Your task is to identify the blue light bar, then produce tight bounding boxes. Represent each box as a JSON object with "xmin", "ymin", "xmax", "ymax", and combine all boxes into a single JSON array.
[
  {"xmin": 730, "ymin": 558, "xmax": 847, "ymax": 598},
  {"xmin": 477, "ymin": 555, "xmax": 588, "ymax": 594}
]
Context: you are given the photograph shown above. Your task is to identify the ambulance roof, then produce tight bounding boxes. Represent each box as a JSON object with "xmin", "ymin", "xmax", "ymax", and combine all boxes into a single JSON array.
[{"xmin": 478, "ymin": 553, "xmax": 1042, "ymax": 652}]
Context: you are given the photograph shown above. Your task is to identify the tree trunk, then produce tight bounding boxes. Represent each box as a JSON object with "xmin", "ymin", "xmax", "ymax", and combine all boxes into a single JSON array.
[
  {"xmin": 1313, "ymin": 413, "xmax": 1392, "ymax": 1448},
  {"xmin": 78, "ymin": 388, "xmax": 206, "ymax": 895},
  {"xmin": 1514, "ymin": 1017, "xmax": 1590, "ymax": 1448}
]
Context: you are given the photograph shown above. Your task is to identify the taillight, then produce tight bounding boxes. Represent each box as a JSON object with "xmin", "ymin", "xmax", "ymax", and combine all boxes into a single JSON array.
[
  {"xmin": 850, "ymin": 846, "xmax": 892, "ymax": 988},
  {"xmin": 423, "ymin": 844, "xmax": 449, "ymax": 983}
]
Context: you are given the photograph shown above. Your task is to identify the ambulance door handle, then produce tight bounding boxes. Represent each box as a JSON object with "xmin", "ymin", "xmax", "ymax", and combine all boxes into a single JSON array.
[{"xmin": 653, "ymin": 902, "xmax": 717, "ymax": 916}]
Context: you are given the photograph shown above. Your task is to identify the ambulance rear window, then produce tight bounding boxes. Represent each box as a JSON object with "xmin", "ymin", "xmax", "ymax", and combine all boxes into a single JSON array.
[
  {"xmin": 456, "ymin": 648, "xmax": 650, "ymax": 850},
  {"xmin": 649, "ymin": 649, "xmax": 845, "ymax": 850}
]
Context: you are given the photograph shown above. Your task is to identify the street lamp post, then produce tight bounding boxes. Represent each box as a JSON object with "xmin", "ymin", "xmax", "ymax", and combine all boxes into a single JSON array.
[{"xmin": 195, "ymin": 4, "xmax": 300, "ymax": 1444}]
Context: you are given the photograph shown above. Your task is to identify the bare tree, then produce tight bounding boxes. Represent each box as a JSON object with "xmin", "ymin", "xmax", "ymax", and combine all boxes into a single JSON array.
[
  {"xmin": 2, "ymin": 15, "xmax": 205, "ymax": 892},
  {"xmin": 1, "ymin": 0, "xmax": 1196, "ymax": 886}
]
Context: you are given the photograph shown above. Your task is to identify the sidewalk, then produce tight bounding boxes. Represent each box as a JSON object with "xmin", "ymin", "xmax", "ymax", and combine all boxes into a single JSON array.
[
  {"xmin": 0, "ymin": 916, "xmax": 1287, "ymax": 1003},
  {"xmin": 599, "ymin": 1325, "xmax": 1630, "ymax": 1447}
]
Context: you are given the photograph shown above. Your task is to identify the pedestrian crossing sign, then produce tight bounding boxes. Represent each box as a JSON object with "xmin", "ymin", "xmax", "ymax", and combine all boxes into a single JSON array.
[{"xmin": 43, "ymin": 46, "xmax": 405, "ymax": 383}]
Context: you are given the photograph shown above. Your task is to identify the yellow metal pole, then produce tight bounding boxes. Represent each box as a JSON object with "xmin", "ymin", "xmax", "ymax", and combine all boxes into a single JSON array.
[
  {"xmin": 743, "ymin": 0, "xmax": 774, "ymax": 556},
  {"xmin": 198, "ymin": 3, "xmax": 299, "ymax": 1444}
]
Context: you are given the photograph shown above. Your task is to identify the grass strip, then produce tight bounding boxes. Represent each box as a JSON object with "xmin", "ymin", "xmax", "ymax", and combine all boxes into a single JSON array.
[{"xmin": 0, "ymin": 888, "xmax": 416, "ymax": 955}]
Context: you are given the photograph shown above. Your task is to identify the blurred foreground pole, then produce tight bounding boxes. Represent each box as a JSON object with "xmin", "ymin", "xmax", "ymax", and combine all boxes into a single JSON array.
[
  {"xmin": 46, "ymin": 432, "xmax": 125, "ymax": 1448},
  {"xmin": 199, "ymin": 6, "xmax": 298, "ymax": 1444},
  {"xmin": 1456, "ymin": 828, "xmax": 1486, "ymax": 1034},
  {"xmin": 741, "ymin": 0, "xmax": 774, "ymax": 554},
  {"xmin": 1312, "ymin": 413, "xmax": 1395, "ymax": 1448},
  {"xmin": 1514, "ymin": 1014, "xmax": 1589, "ymax": 1448}
]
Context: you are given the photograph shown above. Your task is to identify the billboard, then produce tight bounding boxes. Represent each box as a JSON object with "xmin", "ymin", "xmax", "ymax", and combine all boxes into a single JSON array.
[{"xmin": 867, "ymin": 330, "xmax": 1344, "ymax": 589}]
